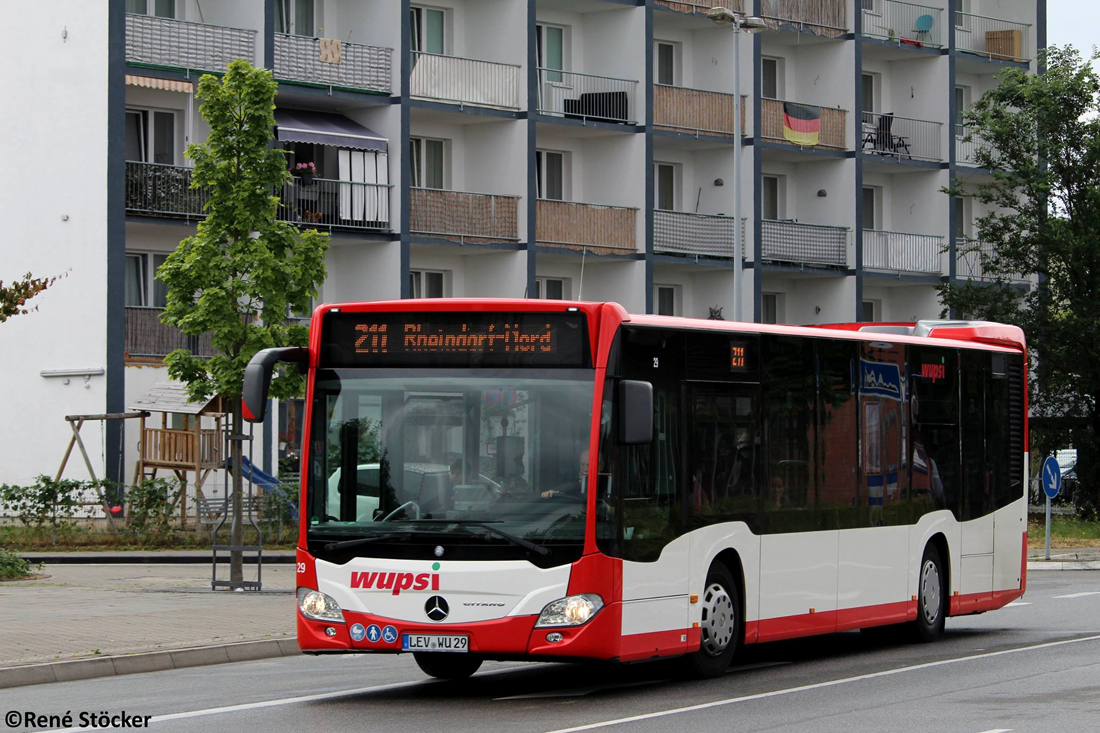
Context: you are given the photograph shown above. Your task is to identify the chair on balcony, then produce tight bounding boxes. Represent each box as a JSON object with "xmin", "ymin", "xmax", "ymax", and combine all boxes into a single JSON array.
[
  {"xmin": 862, "ymin": 113, "xmax": 912, "ymax": 159},
  {"xmin": 912, "ymin": 14, "xmax": 935, "ymax": 44}
]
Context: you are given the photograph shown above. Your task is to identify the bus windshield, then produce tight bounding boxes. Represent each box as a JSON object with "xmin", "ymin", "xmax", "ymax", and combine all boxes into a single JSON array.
[{"xmin": 306, "ymin": 369, "xmax": 595, "ymax": 560}]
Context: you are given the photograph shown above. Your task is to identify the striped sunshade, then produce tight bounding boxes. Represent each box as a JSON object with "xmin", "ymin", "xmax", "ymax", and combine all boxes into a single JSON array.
[
  {"xmin": 783, "ymin": 102, "xmax": 821, "ymax": 147},
  {"xmin": 125, "ymin": 74, "xmax": 194, "ymax": 94}
]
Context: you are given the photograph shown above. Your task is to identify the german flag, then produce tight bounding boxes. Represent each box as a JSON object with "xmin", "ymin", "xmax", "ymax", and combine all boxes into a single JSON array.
[{"xmin": 783, "ymin": 102, "xmax": 821, "ymax": 146}]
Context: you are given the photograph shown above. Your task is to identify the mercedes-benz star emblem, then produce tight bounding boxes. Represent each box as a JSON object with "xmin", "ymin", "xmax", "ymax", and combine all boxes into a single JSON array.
[
  {"xmin": 434, "ymin": 545, "xmax": 444, "ymax": 557},
  {"xmin": 425, "ymin": 595, "xmax": 449, "ymax": 622}
]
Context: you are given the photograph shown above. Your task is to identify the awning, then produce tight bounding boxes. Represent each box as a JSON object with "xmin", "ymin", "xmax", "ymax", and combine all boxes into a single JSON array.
[
  {"xmin": 274, "ymin": 109, "xmax": 388, "ymax": 152},
  {"xmin": 125, "ymin": 74, "xmax": 194, "ymax": 93}
]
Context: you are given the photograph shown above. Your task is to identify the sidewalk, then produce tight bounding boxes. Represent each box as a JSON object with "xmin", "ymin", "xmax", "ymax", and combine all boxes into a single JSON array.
[
  {"xmin": 0, "ymin": 561, "xmax": 297, "ymax": 688},
  {"xmin": 1028, "ymin": 545, "xmax": 1100, "ymax": 570}
]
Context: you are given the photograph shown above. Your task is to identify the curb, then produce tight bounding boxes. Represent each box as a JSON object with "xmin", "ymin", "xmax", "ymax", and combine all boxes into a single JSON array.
[
  {"xmin": 20, "ymin": 553, "xmax": 296, "ymax": 565},
  {"xmin": 1027, "ymin": 560, "xmax": 1100, "ymax": 571},
  {"xmin": 0, "ymin": 638, "xmax": 300, "ymax": 689}
]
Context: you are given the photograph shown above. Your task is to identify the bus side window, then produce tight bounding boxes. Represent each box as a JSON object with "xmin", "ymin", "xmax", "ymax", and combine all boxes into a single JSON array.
[
  {"xmin": 618, "ymin": 387, "xmax": 681, "ymax": 562},
  {"xmin": 762, "ymin": 335, "xmax": 816, "ymax": 532}
]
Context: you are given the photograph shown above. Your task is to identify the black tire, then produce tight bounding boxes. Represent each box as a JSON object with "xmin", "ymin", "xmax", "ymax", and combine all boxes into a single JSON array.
[
  {"xmin": 684, "ymin": 563, "xmax": 741, "ymax": 678},
  {"xmin": 912, "ymin": 543, "xmax": 946, "ymax": 643},
  {"xmin": 413, "ymin": 652, "xmax": 483, "ymax": 680}
]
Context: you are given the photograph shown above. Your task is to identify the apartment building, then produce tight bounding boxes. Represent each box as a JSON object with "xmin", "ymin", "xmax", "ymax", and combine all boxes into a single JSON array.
[{"xmin": 0, "ymin": 0, "xmax": 1043, "ymax": 486}]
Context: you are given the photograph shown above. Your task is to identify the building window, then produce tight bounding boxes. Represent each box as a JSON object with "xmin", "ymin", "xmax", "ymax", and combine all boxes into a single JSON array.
[
  {"xmin": 411, "ymin": 6, "xmax": 446, "ymax": 55},
  {"xmin": 654, "ymin": 41, "xmax": 677, "ymax": 86},
  {"xmin": 536, "ymin": 24, "xmax": 566, "ymax": 81},
  {"xmin": 275, "ymin": 0, "xmax": 315, "ymax": 36},
  {"xmin": 126, "ymin": 0, "xmax": 175, "ymax": 18},
  {"xmin": 954, "ymin": 196, "xmax": 972, "ymax": 239},
  {"xmin": 410, "ymin": 270, "xmax": 448, "ymax": 299},
  {"xmin": 861, "ymin": 72, "xmax": 878, "ymax": 124},
  {"xmin": 762, "ymin": 292, "xmax": 783, "ymax": 324},
  {"xmin": 861, "ymin": 300, "xmax": 880, "ymax": 322},
  {"xmin": 954, "ymin": 85, "xmax": 972, "ymax": 129},
  {"xmin": 861, "ymin": 186, "xmax": 880, "ymax": 230},
  {"xmin": 762, "ymin": 175, "xmax": 783, "ymax": 220},
  {"xmin": 535, "ymin": 277, "xmax": 570, "ymax": 300},
  {"xmin": 654, "ymin": 285, "xmax": 680, "ymax": 316},
  {"xmin": 126, "ymin": 253, "xmax": 169, "ymax": 308},
  {"xmin": 654, "ymin": 162, "xmax": 677, "ymax": 211},
  {"xmin": 410, "ymin": 137, "xmax": 445, "ymax": 189},
  {"xmin": 536, "ymin": 150, "xmax": 567, "ymax": 201},
  {"xmin": 762, "ymin": 57, "xmax": 783, "ymax": 99},
  {"xmin": 125, "ymin": 109, "xmax": 176, "ymax": 164}
]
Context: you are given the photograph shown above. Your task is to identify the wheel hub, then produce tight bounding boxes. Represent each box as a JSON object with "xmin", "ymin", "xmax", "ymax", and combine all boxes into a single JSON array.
[
  {"xmin": 700, "ymin": 582, "xmax": 735, "ymax": 657},
  {"xmin": 921, "ymin": 559, "xmax": 941, "ymax": 625}
]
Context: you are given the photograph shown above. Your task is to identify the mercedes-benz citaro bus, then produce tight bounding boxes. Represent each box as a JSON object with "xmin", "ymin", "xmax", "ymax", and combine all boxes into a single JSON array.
[{"xmin": 242, "ymin": 300, "xmax": 1028, "ymax": 680}]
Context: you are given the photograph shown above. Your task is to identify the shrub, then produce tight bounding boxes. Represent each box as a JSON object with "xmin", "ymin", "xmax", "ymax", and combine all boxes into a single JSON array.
[
  {"xmin": 0, "ymin": 476, "xmax": 86, "ymax": 543},
  {"xmin": 0, "ymin": 546, "xmax": 35, "ymax": 580},
  {"xmin": 126, "ymin": 479, "xmax": 183, "ymax": 541}
]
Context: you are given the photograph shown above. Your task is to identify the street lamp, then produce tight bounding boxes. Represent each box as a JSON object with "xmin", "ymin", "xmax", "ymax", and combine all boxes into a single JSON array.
[{"xmin": 708, "ymin": 8, "xmax": 766, "ymax": 322}]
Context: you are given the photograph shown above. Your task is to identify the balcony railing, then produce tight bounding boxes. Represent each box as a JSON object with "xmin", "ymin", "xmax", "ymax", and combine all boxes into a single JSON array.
[
  {"xmin": 537, "ymin": 200, "xmax": 637, "ymax": 253},
  {"xmin": 409, "ymin": 188, "xmax": 520, "ymax": 243},
  {"xmin": 761, "ymin": 0, "xmax": 848, "ymax": 38},
  {"xmin": 125, "ymin": 307, "xmax": 217, "ymax": 359},
  {"xmin": 654, "ymin": 85, "xmax": 746, "ymax": 137},
  {"xmin": 761, "ymin": 98, "xmax": 848, "ymax": 150},
  {"xmin": 655, "ymin": 0, "xmax": 743, "ymax": 14},
  {"xmin": 274, "ymin": 33, "xmax": 392, "ymax": 94},
  {"xmin": 410, "ymin": 52, "xmax": 521, "ymax": 110},
  {"xmin": 955, "ymin": 13, "xmax": 1031, "ymax": 63},
  {"xmin": 956, "ymin": 239, "xmax": 1028, "ymax": 282},
  {"xmin": 862, "ymin": 230, "xmax": 943, "ymax": 274},
  {"xmin": 125, "ymin": 13, "xmax": 257, "ymax": 72},
  {"xmin": 126, "ymin": 161, "xmax": 207, "ymax": 218},
  {"xmin": 761, "ymin": 219, "xmax": 848, "ymax": 267},
  {"xmin": 537, "ymin": 69, "xmax": 638, "ymax": 125},
  {"xmin": 860, "ymin": 112, "xmax": 942, "ymax": 162},
  {"xmin": 860, "ymin": 0, "xmax": 944, "ymax": 48},
  {"xmin": 654, "ymin": 211, "xmax": 743, "ymax": 259}
]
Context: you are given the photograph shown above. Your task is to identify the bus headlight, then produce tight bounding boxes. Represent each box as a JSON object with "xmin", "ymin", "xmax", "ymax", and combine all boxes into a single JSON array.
[
  {"xmin": 535, "ymin": 594, "xmax": 604, "ymax": 627},
  {"xmin": 297, "ymin": 587, "xmax": 345, "ymax": 623}
]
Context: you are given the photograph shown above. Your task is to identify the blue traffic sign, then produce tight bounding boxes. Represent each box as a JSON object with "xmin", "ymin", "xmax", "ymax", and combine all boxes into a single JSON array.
[{"xmin": 1042, "ymin": 456, "xmax": 1062, "ymax": 499}]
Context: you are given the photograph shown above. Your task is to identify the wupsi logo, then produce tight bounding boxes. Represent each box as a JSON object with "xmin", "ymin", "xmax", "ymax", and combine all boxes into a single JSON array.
[
  {"xmin": 350, "ymin": 571, "xmax": 440, "ymax": 596},
  {"xmin": 920, "ymin": 362, "xmax": 947, "ymax": 383}
]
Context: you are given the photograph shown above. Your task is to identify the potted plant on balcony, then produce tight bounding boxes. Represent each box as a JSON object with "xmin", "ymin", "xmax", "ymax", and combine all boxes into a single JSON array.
[{"xmin": 295, "ymin": 161, "xmax": 316, "ymax": 186}]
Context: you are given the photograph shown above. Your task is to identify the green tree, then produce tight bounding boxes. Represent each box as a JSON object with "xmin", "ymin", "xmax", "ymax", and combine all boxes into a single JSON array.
[
  {"xmin": 158, "ymin": 60, "xmax": 328, "ymax": 583},
  {"xmin": 0, "ymin": 272, "xmax": 63, "ymax": 324},
  {"xmin": 941, "ymin": 46, "xmax": 1100, "ymax": 517}
]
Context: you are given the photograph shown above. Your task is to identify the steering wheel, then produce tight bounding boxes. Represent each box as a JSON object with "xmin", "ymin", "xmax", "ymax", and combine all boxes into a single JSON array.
[{"xmin": 381, "ymin": 500, "xmax": 421, "ymax": 522}]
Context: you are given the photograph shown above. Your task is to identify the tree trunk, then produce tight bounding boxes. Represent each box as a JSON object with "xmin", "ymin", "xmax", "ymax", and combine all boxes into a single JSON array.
[{"xmin": 230, "ymin": 398, "xmax": 244, "ymax": 585}]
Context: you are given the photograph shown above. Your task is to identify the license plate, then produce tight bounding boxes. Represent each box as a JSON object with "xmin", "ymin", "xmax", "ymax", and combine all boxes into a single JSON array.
[{"xmin": 402, "ymin": 634, "xmax": 469, "ymax": 653}]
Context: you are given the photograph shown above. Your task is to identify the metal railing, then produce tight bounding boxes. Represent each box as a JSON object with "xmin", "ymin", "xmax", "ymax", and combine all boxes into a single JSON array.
[
  {"xmin": 126, "ymin": 161, "xmax": 207, "ymax": 218},
  {"xmin": 654, "ymin": 85, "xmax": 746, "ymax": 137},
  {"xmin": 761, "ymin": 219, "xmax": 848, "ymax": 267},
  {"xmin": 860, "ymin": 0, "xmax": 943, "ymax": 47},
  {"xmin": 955, "ymin": 125, "xmax": 997, "ymax": 167},
  {"xmin": 537, "ymin": 200, "xmax": 637, "ymax": 252},
  {"xmin": 125, "ymin": 13, "xmax": 257, "ymax": 71},
  {"xmin": 410, "ymin": 52, "xmax": 521, "ymax": 110},
  {"xmin": 860, "ymin": 112, "xmax": 942, "ymax": 162},
  {"xmin": 956, "ymin": 239, "xmax": 1028, "ymax": 282},
  {"xmin": 281, "ymin": 178, "xmax": 392, "ymax": 231},
  {"xmin": 654, "ymin": 211, "xmax": 744, "ymax": 259},
  {"xmin": 761, "ymin": 0, "xmax": 848, "ymax": 37},
  {"xmin": 955, "ymin": 12, "xmax": 1031, "ymax": 62},
  {"xmin": 125, "ymin": 307, "xmax": 217, "ymax": 359},
  {"xmin": 862, "ymin": 230, "xmax": 943, "ymax": 274},
  {"xmin": 274, "ymin": 33, "xmax": 392, "ymax": 94},
  {"xmin": 409, "ymin": 188, "xmax": 520, "ymax": 243},
  {"xmin": 654, "ymin": 0, "xmax": 743, "ymax": 14},
  {"xmin": 761, "ymin": 98, "xmax": 848, "ymax": 149},
  {"xmin": 537, "ymin": 69, "xmax": 638, "ymax": 124}
]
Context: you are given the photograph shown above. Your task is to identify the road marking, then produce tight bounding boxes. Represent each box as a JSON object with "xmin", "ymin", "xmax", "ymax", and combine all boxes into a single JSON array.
[
  {"xmin": 543, "ymin": 634, "xmax": 1100, "ymax": 733},
  {"xmin": 976, "ymin": 729, "xmax": 1012, "ymax": 733},
  {"xmin": 1053, "ymin": 592, "xmax": 1100, "ymax": 599},
  {"xmin": 1004, "ymin": 601, "xmax": 1031, "ymax": 607}
]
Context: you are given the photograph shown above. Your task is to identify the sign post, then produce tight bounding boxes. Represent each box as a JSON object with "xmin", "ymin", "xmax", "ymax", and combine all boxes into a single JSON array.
[{"xmin": 1041, "ymin": 456, "xmax": 1062, "ymax": 561}]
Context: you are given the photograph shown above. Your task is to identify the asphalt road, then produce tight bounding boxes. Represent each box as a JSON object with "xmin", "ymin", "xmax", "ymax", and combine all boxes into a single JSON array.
[{"xmin": 4, "ymin": 572, "xmax": 1100, "ymax": 733}]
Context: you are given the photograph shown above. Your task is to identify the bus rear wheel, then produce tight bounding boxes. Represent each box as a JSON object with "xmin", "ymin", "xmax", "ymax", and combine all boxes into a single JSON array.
[
  {"xmin": 685, "ymin": 563, "xmax": 741, "ymax": 678},
  {"xmin": 413, "ymin": 652, "xmax": 483, "ymax": 679},
  {"xmin": 912, "ymin": 543, "xmax": 946, "ymax": 643}
]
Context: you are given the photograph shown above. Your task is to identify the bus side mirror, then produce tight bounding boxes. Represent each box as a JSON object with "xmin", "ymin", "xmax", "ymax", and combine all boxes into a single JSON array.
[
  {"xmin": 618, "ymin": 380, "xmax": 653, "ymax": 445},
  {"xmin": 242, "ymin": 347, "xmax": 308, "ymax": 423}
]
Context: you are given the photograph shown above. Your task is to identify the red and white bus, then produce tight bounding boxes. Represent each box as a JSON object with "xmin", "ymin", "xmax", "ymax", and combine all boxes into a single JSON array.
[{"xmin": 243, "ymin": 300, "xmax": 1028, "ymax": 679}]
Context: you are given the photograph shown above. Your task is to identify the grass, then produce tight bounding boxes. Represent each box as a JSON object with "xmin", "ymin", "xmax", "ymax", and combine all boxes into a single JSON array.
[
  {"xmin": 1027, "ymin": 514, "xmax": 1100, "ymax": 548},
  {"xmin": 0, "ymin": 525, "xmax": 298, "ymax": 552}
]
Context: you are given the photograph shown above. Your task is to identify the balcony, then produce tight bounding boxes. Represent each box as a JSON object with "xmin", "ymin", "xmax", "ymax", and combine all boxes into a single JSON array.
[
  {"xmin": 125, "ymin": 307, "xmax": 216, "ymax": 360},
  {"xmin": 955, "ymin": 13, "xmax": 1031, "ymax": 63},
  {"xmin": 761, "ymin": 98, "xmax": 848, "ymax": 150},
  {"xmin": 655, "ymin": 0, "xmax": 743, "ymax": 15},
  {"xmin": 955, "ymin": 125, "xmax": 997, "ymax": 167},
  {"xmin": 125, "ymin": 13, "xmax": 256, "ymax": 72},
  {"xmin": 761, "ymin": 219, "xmax": 848, "ymax": 267},
  {"xmin": 654, "ymin": 210, "xmax": 743, "ymax": 259},
  {"xmin": 860, "ymin": 0, "xmax": 944, "ymax": 48},
  {"xmin": 274, "ymin": 34, "xmax": 392, "ymax": 94},
  {"xmin": 653, "ymin": 85, "xmax": 745, "ymax": 137},
  {"xmin": 409, "ymin": 188, "xmax": 520, "ymax": 244},
  {"xmin": 410, "ymin": 52, "xmax": 521, "ymax": 110},
  {"xmin": 537, "ymin": 200, "xmax": 637, "ymax": 253},
  {"xmin": 126, "ymin": 162, "xmax": 207, "ymax": 219},
  {"xmin": 862, "ymin": 230, "xmax": 943, "ymax": 274},
  {"xmin": 860, "ymin": 112, "xmax": 943, "ymax": 162},
  {"xmin": 956, "ymin": 239, "xmax": 1028, "ymax": 283},
  {"xmin": 537, "ymin": 69, "xmax": 638, "ymax": 125},
  {"xmin": 761, "ymin": 0, "xmax": 848, "ymax": 38}
]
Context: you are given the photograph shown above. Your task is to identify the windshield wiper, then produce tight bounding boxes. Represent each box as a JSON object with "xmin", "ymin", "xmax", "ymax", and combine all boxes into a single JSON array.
[
  {"xmin": 322, "ymin": 532, "xmax": 414, "ymax": 552},
  {"xmin": 384, "ymin": 519, "xmax": 550, "ymax": 556}
]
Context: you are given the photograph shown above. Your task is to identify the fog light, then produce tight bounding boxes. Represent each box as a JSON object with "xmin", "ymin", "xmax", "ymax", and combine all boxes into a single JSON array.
[
  {"xmin": 545, "ymin": 632, "xmax": 564, "ymax": 643},
  {"xmin": 325, "ymin": 627, "xmax": 337, "ymax": 637}
]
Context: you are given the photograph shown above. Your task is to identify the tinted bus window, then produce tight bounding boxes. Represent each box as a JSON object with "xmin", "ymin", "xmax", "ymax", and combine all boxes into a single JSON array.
[
  {"xmin": 819, "ymin": 340, "xmax": 859, "ymax": 529},
  {"xmin": 961, "ymin": 351, "xmax": 989, "ymax": 521},
  {"xmin": 860, "ymin": 341, "xmax": 910, "ymax": 527},
  {"xmin": 909, "ymin": 346, "xmax": 959, "ymax": 515},
  {"xmin": 762, "ymin": 335, "xmax": 816, "ymax": 532}
]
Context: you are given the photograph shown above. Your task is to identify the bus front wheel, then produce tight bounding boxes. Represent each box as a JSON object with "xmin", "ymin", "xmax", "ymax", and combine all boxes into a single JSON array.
[
  {"xmin": 913, "ymin": 543, "xmax": 946, "ymax": 643},
  {"xmin": 413, "ymin": 652, "xmax": 483, "ymax": 679},
  {"xmin": 685, "ymin": 563, "xmax": 741, "ymax": 678}
]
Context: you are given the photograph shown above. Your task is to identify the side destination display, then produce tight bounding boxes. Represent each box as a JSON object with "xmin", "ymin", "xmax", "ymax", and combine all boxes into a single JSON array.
[{"xmin": 320, "ymin": 311, "xmax": 590, "ymax": 368}]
